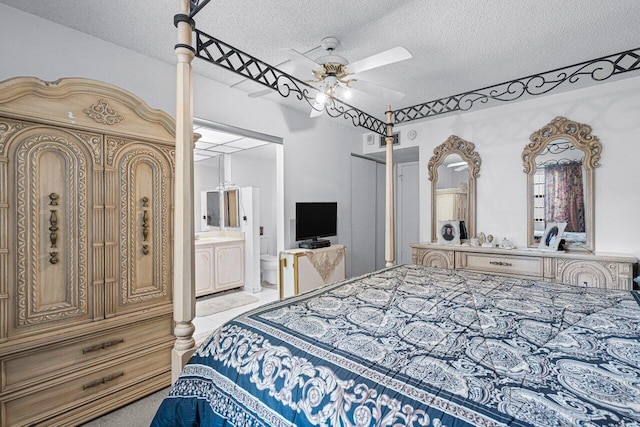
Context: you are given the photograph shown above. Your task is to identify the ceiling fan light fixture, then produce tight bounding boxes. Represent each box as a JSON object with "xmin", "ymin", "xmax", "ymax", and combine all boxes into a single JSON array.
[
  {"xmin": 314, "ymin": 91, "xmax": 329, "ymax": 105},
  {"xmin": 324, "ymin": 75, "xmax": 338, "ymax": 86}
]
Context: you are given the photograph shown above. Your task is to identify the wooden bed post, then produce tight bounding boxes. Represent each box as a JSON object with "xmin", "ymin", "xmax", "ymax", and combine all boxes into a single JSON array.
[
  {"xmin": 385, "ymin": 108, "xmax": 395, "ymax": 267},
  {"xmin": 172, "ymin": 0, "xmax": 197, "ymax": 382}
]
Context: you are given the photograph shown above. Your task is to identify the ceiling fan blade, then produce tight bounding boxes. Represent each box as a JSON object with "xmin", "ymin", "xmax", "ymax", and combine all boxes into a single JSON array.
[
  {"xmin": 279, "ymin": 48, "xmax": 320, "ymax": 71},
  {"xmin": 247, "ymin": 88, "xmax": 274, "ymax": 98},
  {"xmin": 231, "ymin": 45, "xmax": 320, "ymax": 89},
  {"xmin": 309, "ymin": 99, "xmax": 324, "ymax": 118},
  {"xmin": 349, "ymin": 79, "xmax": 405, "ymax": 102},
  {"xmin": 347, "ymin": 46, "xmax": 412, "ymax": 74}
]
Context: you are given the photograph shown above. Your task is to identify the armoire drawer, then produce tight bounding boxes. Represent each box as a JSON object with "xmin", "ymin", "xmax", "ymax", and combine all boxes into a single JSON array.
[
  {"xmin": 1, "ymin": 315, "xmax": 172, "ymax": 393},
  {"xmin": 457, "ymin": 252, "xmax": 544, "ymax": 278},
  {"xmin": 2, "ymin": 345, "xmax": 171, "ymax": 427}
]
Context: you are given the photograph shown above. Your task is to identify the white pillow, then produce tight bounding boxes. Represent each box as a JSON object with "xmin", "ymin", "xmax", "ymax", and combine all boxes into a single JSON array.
[{"xmin": 437, "ymin": 220, "xmax": 461, "ymax": 245}]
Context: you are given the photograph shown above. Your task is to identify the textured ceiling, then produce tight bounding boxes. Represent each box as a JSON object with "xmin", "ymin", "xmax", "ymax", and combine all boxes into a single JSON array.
[{"xmin": 2, "ymin": 0, "xmax": 639, "ymax": 121}]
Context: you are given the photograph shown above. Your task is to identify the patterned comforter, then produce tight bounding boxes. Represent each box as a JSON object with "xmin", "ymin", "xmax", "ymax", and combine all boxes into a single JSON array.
[{"xmin": 152, "ymin": 265, "xmax": 640, "ymax": 426}]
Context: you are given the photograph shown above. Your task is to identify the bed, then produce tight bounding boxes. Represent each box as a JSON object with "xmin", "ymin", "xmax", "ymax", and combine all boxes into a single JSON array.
[{"xmin": 152, "ymin": 264, "xmax": 640, "ymax": 426}]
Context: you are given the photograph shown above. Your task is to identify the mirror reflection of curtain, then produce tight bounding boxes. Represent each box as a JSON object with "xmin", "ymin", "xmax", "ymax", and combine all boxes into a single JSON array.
[{"xmin": 544, "ymin": 161, "xmax": 584, "ymax": 232}]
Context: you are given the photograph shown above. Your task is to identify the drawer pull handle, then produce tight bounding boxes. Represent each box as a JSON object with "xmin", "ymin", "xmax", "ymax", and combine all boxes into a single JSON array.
[
  {"xmin": 82, "ymin": 371, "xmax": 124, "ymax": 390},
  {"xmin": 141, "ymin": 197, "xmax": 150, "ymax": 255},
  {"xmin": 82, "ymin": 338, "xmax": 124, "ymax": 354},
  {"xmin": 49, "ymin": 209, "xmax": 58, "ymax": 248},
  {"xmin": 48, "ymin": 193, "xmax": 60, "ymax": 264},
  {"xmin": 490, "ymin": 261, "xmax": 513, "ymax": 267}
]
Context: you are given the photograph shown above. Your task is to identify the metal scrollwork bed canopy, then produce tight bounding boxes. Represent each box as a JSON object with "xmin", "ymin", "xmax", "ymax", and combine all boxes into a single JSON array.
[{"xmin": 185, "ymin": 2, "xmax": 640, "ymax": 132}]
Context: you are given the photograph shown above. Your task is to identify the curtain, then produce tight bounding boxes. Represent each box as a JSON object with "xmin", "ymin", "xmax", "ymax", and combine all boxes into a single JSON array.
[{"xmin": 544, "ymin": 162, "xmax": 585, "ymax": 232}]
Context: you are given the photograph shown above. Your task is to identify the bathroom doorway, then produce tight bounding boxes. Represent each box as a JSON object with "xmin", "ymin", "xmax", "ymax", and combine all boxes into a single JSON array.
[{"xmin": 193, "ymin": 118, "xmax": 284, "ymax": 293}]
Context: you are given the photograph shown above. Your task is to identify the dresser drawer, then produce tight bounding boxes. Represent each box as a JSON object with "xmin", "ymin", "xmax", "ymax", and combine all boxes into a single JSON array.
[
  {"xmin": 457, "ymin": 252, "xmax": 544, "ymax": 278},
  {"xmin": 2, "ymin": 344, "xmax": 171, "ymax": 427},
  {"xmin": 2, "ymin": 314, "xmax": 172, "ymax": 393}
]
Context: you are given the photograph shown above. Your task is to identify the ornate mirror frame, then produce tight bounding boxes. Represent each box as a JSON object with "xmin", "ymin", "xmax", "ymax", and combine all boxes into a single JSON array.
[
  {"xmin": 522, "ymin": 116, "xmax": 602, "ymax": 251},
  {"xmin": 428, "ymin": 135, "xmax": 481, "ymax": 242}
]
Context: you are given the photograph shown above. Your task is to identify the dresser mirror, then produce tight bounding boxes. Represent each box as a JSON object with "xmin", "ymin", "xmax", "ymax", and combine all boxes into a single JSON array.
[
  {"xmin": 522, "ymin": 116, "xmax": 601, "ymax": 251},
  {"xmin": 428, "ymin": 136, "xmax": 481, "ymax": 242}
]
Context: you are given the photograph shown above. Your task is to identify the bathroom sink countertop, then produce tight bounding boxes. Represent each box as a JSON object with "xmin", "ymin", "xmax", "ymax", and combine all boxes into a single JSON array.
[
  {"xmin": 194, "ymin": 232, "xmax": 244, "ymax": 245},
  {"xmin": 195, "ymin": 236, "xmax": 244, "ymax": 245}
]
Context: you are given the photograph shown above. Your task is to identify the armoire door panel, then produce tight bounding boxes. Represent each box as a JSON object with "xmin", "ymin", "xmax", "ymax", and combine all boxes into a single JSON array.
[
  {"xmin": 135, "ymin": 162, "xmax": 154, "ymax": 289},
  {"xmin": 3, "ymin": 124, "xmax": 103, "ymax": 337},
  {"xmin": 106, "ymin": 138, "xmax": 172, "ymax": 315}
]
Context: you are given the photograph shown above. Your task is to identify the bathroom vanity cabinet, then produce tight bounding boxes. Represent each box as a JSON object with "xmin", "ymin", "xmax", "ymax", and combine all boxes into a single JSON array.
[{"xmin": 195, "ymin": 237, "xmax": 245, "ymax": 297}]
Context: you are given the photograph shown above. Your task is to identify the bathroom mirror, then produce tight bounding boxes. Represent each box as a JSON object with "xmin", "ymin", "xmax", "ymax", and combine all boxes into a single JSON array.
[
  {"xmin": 522, "ymin": 116, "xmax": 601, "ymax": 251},
  {"xmin": 428, "ymin": 136, "xmax": 481, "ymax": 242},
  {"xmin": 203, "ymin": 190, "xmax": 221, "ymax": 229},
  {"xmin": 223, "ymin": 188, "xmax": 240, "ymax": 228},
  {"xmin": 201, "ymin": 189, "xmax": 240, "ymax": 230}
]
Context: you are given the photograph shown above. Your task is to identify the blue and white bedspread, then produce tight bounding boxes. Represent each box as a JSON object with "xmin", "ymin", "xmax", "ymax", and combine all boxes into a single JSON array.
[{"xmin": 152, "ymin": 264, "xmax": 640, "ymax": 426}]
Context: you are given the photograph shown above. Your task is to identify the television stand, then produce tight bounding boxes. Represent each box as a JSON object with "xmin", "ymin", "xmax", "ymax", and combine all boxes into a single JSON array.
[
  {"xmin": 299, "ymin": 239, "xmax": 331, "ymax": 249},
  {"xmin": 280, "ymin": 244, "xmax": 347, "ymax": 298}
]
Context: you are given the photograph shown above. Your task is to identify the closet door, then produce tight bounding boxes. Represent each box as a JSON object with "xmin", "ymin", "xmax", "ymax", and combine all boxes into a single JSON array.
[
  {"xmin": 1, "ymin": 120, "xmax": 102, "ymax": 338},
  {"xmin": 105, "ymin": 137, "xmax": 173, "ymax": 316}
]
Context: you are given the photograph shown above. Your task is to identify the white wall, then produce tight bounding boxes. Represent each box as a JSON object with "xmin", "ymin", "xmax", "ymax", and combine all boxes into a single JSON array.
[
  {"xmin": 363, "ymin": 75, "xmax": 640, "ymax": 261},
  {"xmin": 0, "ymin": 5, "xmax": 176, "ymax": 115},
  {"xmin": 375, "ymin": 163, "xmax": 386, "ymax": 270},
  {"xmin": 194, "ymin": 157, "xmax": 221, "ymax": 231},
  {"xmin": 0, "ymin": 4, "xmax": 363, "ymax": 272},
  {"xmin": 350, "ymin": 156, "xmax": 378, "ymax": 276},
  {"xmin": 228, "ymin": 145, "xmax": 278, "ymax": 256}
]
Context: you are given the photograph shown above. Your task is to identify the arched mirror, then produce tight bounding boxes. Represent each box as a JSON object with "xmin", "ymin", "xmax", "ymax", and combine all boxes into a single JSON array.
[
  {"xmin": 428, "ymin": 136, "xmax": 481, "ymax": 242},
  {"xmin": 522, "ymin": 116, "xmax": 601, "ymax": 251}
]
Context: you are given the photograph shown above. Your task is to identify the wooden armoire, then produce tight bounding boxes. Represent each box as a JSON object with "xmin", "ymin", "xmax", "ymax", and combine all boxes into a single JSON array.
[{"xmin": 0, "ymin": 77, "xmax": 175, "ymax": 426}]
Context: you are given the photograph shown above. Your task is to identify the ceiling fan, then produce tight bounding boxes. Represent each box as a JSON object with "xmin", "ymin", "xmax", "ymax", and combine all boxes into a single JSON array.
[{"xmin": 280, "ymin": 37, "xmax": 412, "ymax": 117}]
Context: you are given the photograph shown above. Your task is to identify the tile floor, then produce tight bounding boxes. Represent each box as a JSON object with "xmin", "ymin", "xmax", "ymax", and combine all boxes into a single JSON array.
[{"xmin": 192, "ymin": 286, "xmax": 279, "ymax": 344}]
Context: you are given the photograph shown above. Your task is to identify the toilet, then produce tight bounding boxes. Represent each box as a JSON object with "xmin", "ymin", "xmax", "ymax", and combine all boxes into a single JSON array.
[{"xmin": 260, "ymin": 236, "xmax": 278, "ymax": 286}]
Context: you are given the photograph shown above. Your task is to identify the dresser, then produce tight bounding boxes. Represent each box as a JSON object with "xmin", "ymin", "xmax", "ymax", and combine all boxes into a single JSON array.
[
  {"xmin": 279, "ymin": 245, "xmax": 347, "ymax": 298},
  {"xmin": 411, "ymin": 243, "xmax": 637, "ymax": 290},
  {"xmin": 0, "ymin": 77, "xmax": 176, "ymax": 425}
]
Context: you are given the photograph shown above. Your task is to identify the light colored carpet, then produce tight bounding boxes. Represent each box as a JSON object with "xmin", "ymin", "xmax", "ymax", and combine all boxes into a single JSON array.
[
  {"xmin": 196, "ymin": 291, "xmax": 259, "ymax": 317},
  {"xmin": 81, "ymin": 386, "xmax": 170, "ymax": 426}
]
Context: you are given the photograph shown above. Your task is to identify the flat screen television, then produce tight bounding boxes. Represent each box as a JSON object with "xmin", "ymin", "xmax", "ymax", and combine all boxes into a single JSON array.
[{"xmin": 295, "ymin": 202, "xmax": 337, "ymax": 242}]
